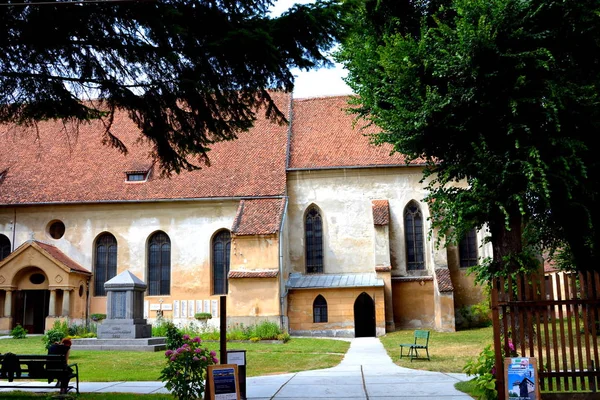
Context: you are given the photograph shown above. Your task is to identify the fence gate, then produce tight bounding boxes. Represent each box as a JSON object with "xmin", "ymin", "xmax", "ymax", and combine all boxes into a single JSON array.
[{"xmin": 491, "ymin": 270, "xmax": 600, "ymax": 400}]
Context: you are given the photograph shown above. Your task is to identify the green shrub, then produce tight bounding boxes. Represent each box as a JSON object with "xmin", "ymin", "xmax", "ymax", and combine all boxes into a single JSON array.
[
  {"xmin": 250, "ymin": 321, "xmax": 281, "ymax": 340},
  {"xmin": 194, "ymin": 312, "xmax": 212, "ymax": 320},
  {"xmin": 160, "ymin": 335, "xmax": 218, "ymax": 400},
  {"xmin": 463, "ymin": 344, "xmax": 497, "ymax": 400},
  {"xmin": 277, "ymin": 332, "xmax": 291, "ymax": 343},
  {"xmin": 165, "ymin": 321, "xmax": 184, "ymax": 351},
  {"xmin": 42, "ymin": 329, "xmax": 66, "ymax": 350},
  {"xmin": 457, "ymin": 301, "xmax": 492, "ymax": 330},
  {"xmin": 91, "ymin": 313, "xmax": 107, "ymax": 322},
  {"xmin": 10, "ymin": 323, "xmax": 27, "ymax": 339},
  {"xmin": 52, "ymin": 319, "xmax": 70, "ymax": 336}
]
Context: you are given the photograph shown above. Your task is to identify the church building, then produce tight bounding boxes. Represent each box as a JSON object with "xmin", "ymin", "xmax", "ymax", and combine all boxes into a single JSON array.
[{"xmin": 0, "ymin": 93, "xmax": 489, "ymax": 336}]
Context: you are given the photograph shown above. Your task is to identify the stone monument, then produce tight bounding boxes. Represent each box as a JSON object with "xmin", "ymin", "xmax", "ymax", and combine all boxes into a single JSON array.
[
  {"xmin": 98, "ymin": 270, "xmax": 151, "ymax": 339},
  {"xmin": 71, "ymin": 270, "xmax": 165, "ymax": 351}
]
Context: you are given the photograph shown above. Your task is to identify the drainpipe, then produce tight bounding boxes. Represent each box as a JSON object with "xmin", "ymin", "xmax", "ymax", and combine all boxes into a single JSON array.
[
  {"xmin": 279, "ymin": 196, "xmax": 288, "ymax": 331},
  {"xmin": 12, "ymin": 208, "xmax": 16, "ymax": 251}
]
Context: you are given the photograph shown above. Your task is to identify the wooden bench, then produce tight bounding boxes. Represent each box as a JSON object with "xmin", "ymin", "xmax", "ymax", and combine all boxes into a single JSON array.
[
  {"xmin": 399, "ymin": 330, "xmax": 430, "ymax": 361},
  {"xmin": 0, "ymin": 353, "xmax": 79, "ymax": 394}
]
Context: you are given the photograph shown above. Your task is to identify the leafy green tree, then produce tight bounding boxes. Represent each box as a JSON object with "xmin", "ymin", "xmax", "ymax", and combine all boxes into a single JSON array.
[
  {"xmin": 338, "ymin": 0, "xmax": 600, "ymax": 274},
  {"xmin": 0, "ymin": 0, "xmax": 343, "ymax": 173}
]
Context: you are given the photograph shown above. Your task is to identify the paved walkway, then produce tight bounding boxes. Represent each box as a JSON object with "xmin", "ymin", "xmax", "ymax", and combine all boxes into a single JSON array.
[{"xmin": 1, "ymin": 337, "xmax": 473, "ymax": 399}]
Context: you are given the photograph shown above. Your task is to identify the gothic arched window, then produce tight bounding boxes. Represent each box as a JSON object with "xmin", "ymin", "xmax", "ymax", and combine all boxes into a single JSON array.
[
  {"xmin": 404, "ymin": 201, "xmax": 425, "ymax": 270},
  {"xmin": 305, "ymin": 207, "xmax": 323, "ymax": 274},
  {"xmin": 0, "ymin": 234, "xmax": 10, "ymax": 261},
  {"xmin": 148, "ymin": 232, "xmax": 171, "ymax": 295},
  {"xmin": 459, "ymin": 229, "xmax": 478, "ymax": 268},
  {"xmin": 213, "ymin": 230, "xmax": 231, "ymax": 295},
  {"xmin": 94, "ymin": 233, "xmax": 117, "ymax": 296},
  {"xmin": 313, "ymin": 295, "xmax": 328, "ymax": 323}
]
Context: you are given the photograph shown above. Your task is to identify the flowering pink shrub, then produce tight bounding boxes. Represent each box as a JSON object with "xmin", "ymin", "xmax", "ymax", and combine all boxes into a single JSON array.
[{"xmin": 160, "ymin": 335, "xmax": 218, "ymax": 400}]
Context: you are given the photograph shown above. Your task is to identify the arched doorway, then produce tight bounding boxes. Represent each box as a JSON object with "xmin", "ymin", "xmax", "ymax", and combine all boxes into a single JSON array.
[
  {"xmin": 12, "ymin": 268, "xmax": 51, "ymax": 333},
  {"xmin": 354, "ymin": 292, "xmax": 375, "ymax": 337},
  {"xmin": 14, "ymin": 289, "xmax": 50, "ymax": 333}
]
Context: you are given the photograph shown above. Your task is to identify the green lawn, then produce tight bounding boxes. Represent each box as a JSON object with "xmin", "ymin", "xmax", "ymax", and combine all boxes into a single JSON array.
[
  {"xmin": 380, "ymin": 326, "xmax": 493, "ymax": 373},
  {"xmin": 0, "ymin": 328, "xmax": 492, "ymax": 399},
  {"xmin": 0, "ymin": 336, "xmax": 350, "ymax": 380}
]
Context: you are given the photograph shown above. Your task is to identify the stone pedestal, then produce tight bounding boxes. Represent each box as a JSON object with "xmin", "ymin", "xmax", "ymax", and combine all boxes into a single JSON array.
[{"xmin": 97, "ymin": 270, "xmax": 152, "ymax": 339}]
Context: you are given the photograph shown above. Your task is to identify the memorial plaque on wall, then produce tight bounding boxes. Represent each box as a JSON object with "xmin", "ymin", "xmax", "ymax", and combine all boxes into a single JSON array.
[
  {"xmin": 181, "ymin": 300, "xmax": 188, "ymax": 318},
  {"xmin": 196, "ymin": 300, "xmax": 203, "ymax": 313},
  {"xmin": 505, "ymin": 357, "xmax": 540, "ymax": 400},
  {"xmin": 211, "ymin": 300, "xmax": 218, "ymax": 317},
  {"xmin": 188, "ymin": 300, "xmax": 194, "ymax": 317},
  {"xmin": 173, "ymin": 300, "xmax": 180, "ymax": 318},
  {"xmin": 204, "ymin": 300, "xmax": 210, "ymax": 315}
]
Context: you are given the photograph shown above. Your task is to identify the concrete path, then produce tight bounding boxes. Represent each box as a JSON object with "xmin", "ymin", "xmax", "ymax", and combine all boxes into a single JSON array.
[{"xmin": 0, "ymin": 337, "xmax": 473, "ymax": 399}]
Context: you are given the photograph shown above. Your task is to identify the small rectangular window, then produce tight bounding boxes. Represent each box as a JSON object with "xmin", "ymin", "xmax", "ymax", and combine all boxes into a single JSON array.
[{"xmin": 126, "ymin": 173, "xmax": 147, "ymax": 182}]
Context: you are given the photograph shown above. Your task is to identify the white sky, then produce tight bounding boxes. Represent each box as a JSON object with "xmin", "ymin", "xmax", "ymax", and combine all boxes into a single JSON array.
[{"xmin": 270, "ymin": 0, "xmax": 353, "ymax": 98}]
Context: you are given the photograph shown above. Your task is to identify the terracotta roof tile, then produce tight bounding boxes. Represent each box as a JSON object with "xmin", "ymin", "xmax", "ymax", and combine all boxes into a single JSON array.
[
  {"xmin": 35, "ymin": 241, "xmax": 91, "ymax": 274},
  {"xmin": 0, "ymin": 92, "xmax": 290, "ymax": 205},
  {"xmin": 391, "ymin": 276, "xmax": 433, "ymax": 282},
  {"xmin": 231, "ymin": 198, "xmax": 285, "ymax": 236},
  {"xmin": 372, "ymin": 200, "xmax": 390, "ymax": 225},
  {"xmin": 435, "ymin": 268, "xmax": 454, "ymax": 292},
  {"xmin": 544, "ymin": 258, "xmax": 559, "ymax": 273},
  {"xmin": 289, "ymin": 96, "xmax": 417, "ymax": 169},
  {"xmin": 228, "ymin": 269, "xmax": 278, "ymax": 278}
]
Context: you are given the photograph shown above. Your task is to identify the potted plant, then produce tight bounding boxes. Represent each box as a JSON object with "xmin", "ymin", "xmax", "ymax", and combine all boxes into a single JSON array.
[
  {"xmin": 194, "ymin": 312, "xmax": 212, "ymax": 321},
  {"xmin": 194, "ymin": 312, "xmax": 212, "ymax": 328},
  {"xmin": 91, "ymin": 313, "xmax": 107, "ymax": 323}
]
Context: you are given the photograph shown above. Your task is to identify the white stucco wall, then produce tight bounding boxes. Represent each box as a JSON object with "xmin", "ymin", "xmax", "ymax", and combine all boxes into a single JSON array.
[
  {"xmin": 286, "ymin": 167, "xmax": 439, "ymax": 277},
  {"xmin": 0, "ymin": 200, "xmax": 239, "ymax": 298}
]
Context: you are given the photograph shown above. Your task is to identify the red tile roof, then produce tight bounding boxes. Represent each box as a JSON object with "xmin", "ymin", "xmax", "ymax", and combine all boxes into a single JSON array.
[
  {"xmin": 228, "ymin": 269, "xmax": 279, "ymax": 278},
  {"xmin": 6, "ymin": 240, "xmax": 91, "ymax": 274},
  {"xmin": 435, "ymin": 268, "xmax": 454, "ymax": 292},
  {"xmin": 289, "ymin": 96, "xmax": 417, "ymax": 169},
  {"xmin": 231, "ymin": 198, "xmax": 285, "ymax": 236},
  {"xmin": 0, "ymin": 92, "xmax": 290, "ymax": 205},
  {"xmin": 372, "ymin": 200, "xmax": 390, "ymax": 226}
]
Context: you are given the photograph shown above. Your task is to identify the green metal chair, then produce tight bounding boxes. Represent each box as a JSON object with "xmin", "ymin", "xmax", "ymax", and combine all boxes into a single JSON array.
[{"xmin": 399, "ymin": 330, "xmax": 430, "ymax": 361}]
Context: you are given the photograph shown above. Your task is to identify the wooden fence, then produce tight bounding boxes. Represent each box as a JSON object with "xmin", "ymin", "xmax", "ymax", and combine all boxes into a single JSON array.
[{"xmin": 491, "ymin": 270, "xmax": 600, "ymax": 400}]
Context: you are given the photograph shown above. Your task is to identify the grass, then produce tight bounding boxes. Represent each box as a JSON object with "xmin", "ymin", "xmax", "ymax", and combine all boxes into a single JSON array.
[
  {"xmin": 379, "ymin": 326, "xmax": 493, "ymax": 373},
  {"xmin": 1, "ymin": 328, "xmax": 494, "ymax": 399},
  {"xmin": 0, "ymin": 337, "xmax": 350, "ymax": 381},
  {"xmin": 454, "ymin": 379, "xmax": 480, "ymax": 398},
  {"xmin": 0, "ymin": 393, "xmax": 172, "ymax": 400}
]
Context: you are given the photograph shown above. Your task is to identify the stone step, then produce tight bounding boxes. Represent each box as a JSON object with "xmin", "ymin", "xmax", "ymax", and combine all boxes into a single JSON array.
[
  {"xmin": 71, "ymin": 344, "xmax": 166, "ymax": 352},
  {"xmin": 72, "ymin": 337, "xmax": 166, "ymax": 346},
  {"xmin": 71, "ymin": 337, "xmax": 167, "ymax": 351}
]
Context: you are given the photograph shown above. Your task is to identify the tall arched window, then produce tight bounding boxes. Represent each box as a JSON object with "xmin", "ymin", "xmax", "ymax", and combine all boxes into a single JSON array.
[
  {"xmin": 305, "ymin": 206, "xmax": 323, "ymax": 274},
  {"xmin": 313, "ymin": 294, "xmax": 328, "ymax": 323},
  {"xmin": 404, "ymin": 201, "xmax": 425, "ymax": 270},
  {"xmin": 213, "ymin": 230, "xmax": 231, "ymax": 295},
  {"xmin": 94, "ymin": 233, "xmax": 117, "ymax": 296},
  {"xmin": 0, "ymin": 234, "xmax": 11, "ymax": 261},
  {"xmin": 459, "ymin": 228, "xmax": 478, "ymax": 268},
  {"xmin": 148, "ymin": 232, "xmax": 171, "ymax": 296}
]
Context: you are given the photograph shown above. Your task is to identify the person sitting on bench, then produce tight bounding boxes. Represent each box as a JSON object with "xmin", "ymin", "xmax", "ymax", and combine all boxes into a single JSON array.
[{"xmin": 48, "ymin": 338, "xmax": 73, "ymax": 393}]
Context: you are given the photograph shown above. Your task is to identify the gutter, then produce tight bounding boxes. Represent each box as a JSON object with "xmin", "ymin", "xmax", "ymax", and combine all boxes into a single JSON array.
[
  {"xmin": 0, "ymin": 195, "xmax": 285, "ymax": 208},
  {"xmin": 286, "ymin": 163, "xmax": 426, "ymax": 172}
]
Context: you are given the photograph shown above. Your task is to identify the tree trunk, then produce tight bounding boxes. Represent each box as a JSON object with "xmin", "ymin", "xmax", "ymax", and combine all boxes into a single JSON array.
[{"xmin": 489, "ymin": 211, "xmax": 523, "ymax": 272}]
